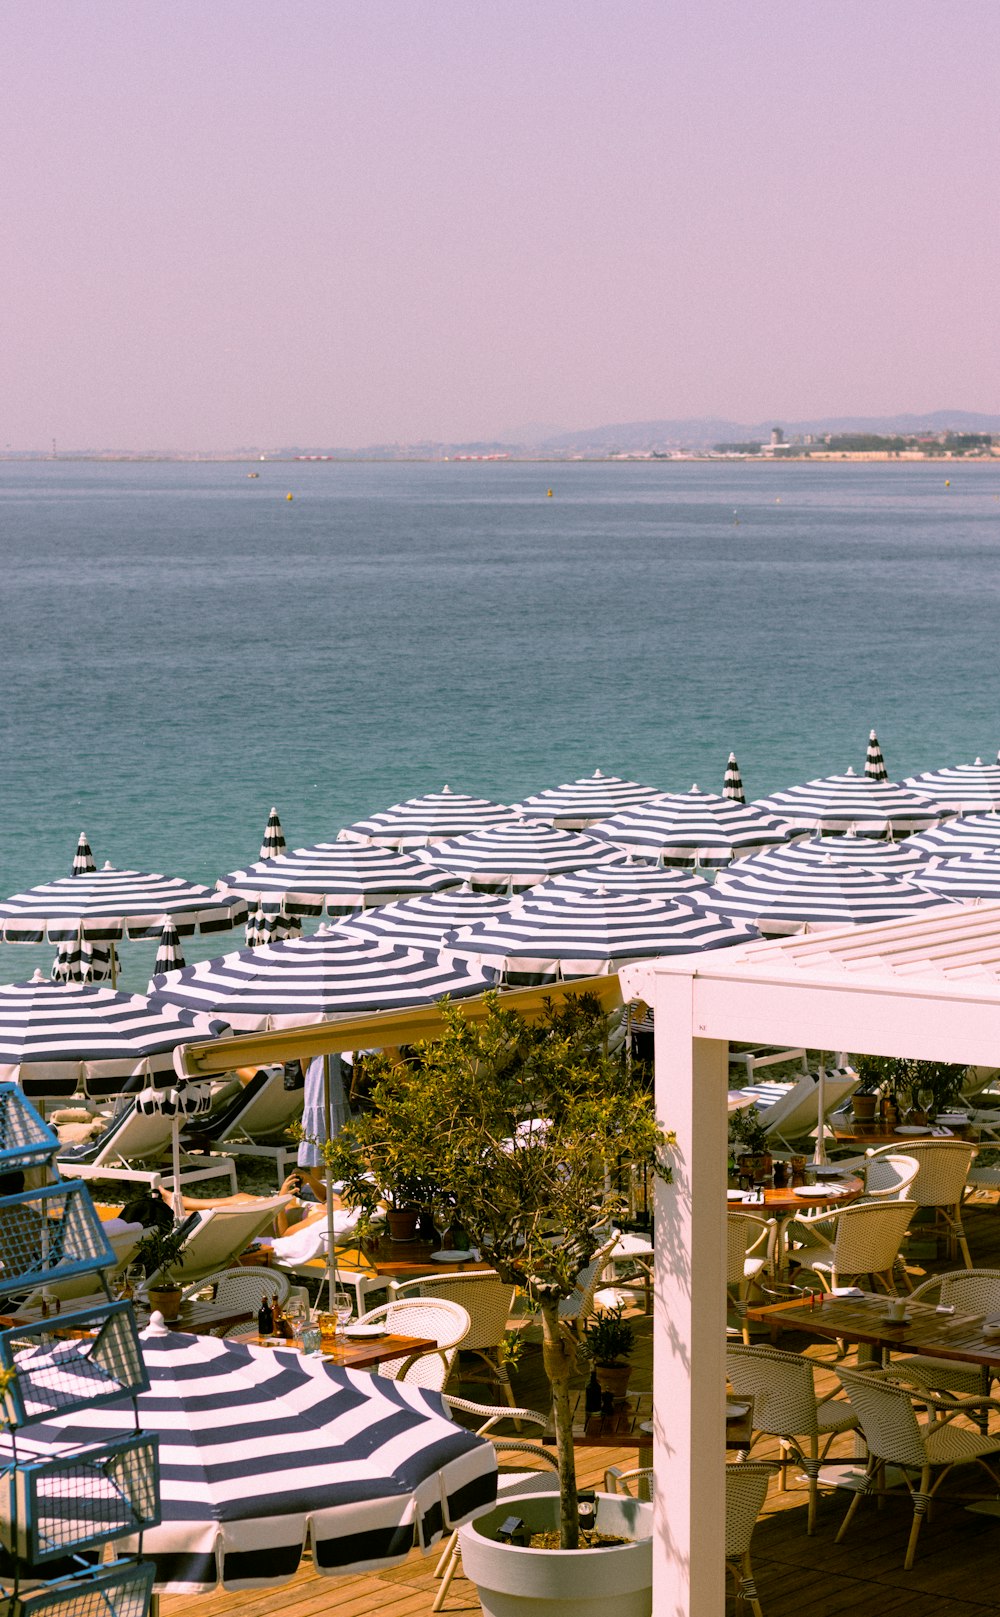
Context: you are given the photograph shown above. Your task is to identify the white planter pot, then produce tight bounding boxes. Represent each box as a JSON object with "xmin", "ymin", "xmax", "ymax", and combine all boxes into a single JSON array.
[{"xmin": 457, "ymin": 1490, "xmax": 653, "ymax": 1617}]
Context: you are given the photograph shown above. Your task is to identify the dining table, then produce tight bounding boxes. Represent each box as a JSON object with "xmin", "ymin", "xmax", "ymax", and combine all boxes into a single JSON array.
[
  {"xmin": 746, "ymin": 1289, "xmax": 1000, "ymax": 1372},
  {"xmin": 728, "ymin": 1175, "xmax": 864, "ymax": 1274}
]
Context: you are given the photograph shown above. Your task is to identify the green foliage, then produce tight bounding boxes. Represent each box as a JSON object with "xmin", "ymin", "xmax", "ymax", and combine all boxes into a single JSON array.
[
  {"xmin": 729, "ymin": 1103, "xmax": 770, "ymax": 1157},
  {"xmin": 134, "ymin": 1221, "xmax": 188, "ymax": 1286},
  {"xmin": 583, "ymin": 1305, "xmax": 635, "ymax": 1366},
  {"xmin": 849, "ymin": 1055, "xmax": 966, "ymax": 1113}
]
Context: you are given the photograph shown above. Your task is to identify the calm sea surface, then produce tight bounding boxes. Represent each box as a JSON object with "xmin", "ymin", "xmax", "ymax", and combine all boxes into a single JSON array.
[{"xmin": 1, "ymin": 457, "xmax": 998, "ymax": 982}]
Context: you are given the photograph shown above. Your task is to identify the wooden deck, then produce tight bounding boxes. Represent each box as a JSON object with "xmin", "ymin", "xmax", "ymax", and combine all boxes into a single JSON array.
[{"xmin": 163, "ymin": 1193, "xmax": 1000, "ymax": 1616}]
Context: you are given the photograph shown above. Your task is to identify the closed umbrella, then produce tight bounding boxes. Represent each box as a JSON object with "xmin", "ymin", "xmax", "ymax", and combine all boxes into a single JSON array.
[
  {"xmin": 336, "ymin": 885, "xmax": 512, "ymax": 950},
  {"xmin": 752, "ymin": 769, "xmax": 948, "ymax": 839},
  {"xmin": 413, "ymin": 821, "xmax": 621, "ymax": 892},
  {"xmin": 339, "ymin": 786, "xmax": 518, "ymax": 848},
  {"xmin": 907, "ymin": 812, "xmax": 1000, "ymax": 859},
  {"xmin": 865, "ymin": 729, "xmax": 888, "ymax": 782},
  {"xmin": 72, "ymin": 831, "xmax": 96, "ymax": 876},
  {"xmin": 904, "ymin": 759, "xmax": 1000, "ymax": 815},
  {"xmin": 220, "ymin": 842, "xmax": 459, "ymax": 916},
  {"xmin": 151, "ymin": 920, "xmax": 185, "ymax": 978},
  {"xmin": 702, "ymin": 858, "xmax": 955, "ymax": 936},
  {"xmin": 260, "ymin": 807, "xmax": 287, "ymax": 859},
  {"xmin": 723, "ymin": 753, "xmax": 745, "ymax": 804},
  {"xmin": 4, "ymin": 1318, "xmax": 496, "ymax": 1593},
  {"xmin": 513, "ymin": 770, "xmax": 662, "ymax": 828},
  {"xmin": 590, "ymin": 786, "xmax": 791, "ymax": 867}
]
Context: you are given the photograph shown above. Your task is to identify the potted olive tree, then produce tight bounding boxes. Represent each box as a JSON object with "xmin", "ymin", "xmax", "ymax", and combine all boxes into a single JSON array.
[
  {"xmin": 323, "ymin": 992, "xmax": 672, "ymax": 1616},
  {"xmin": 729, "ymin": 1103, "xmax": 772, "ymax": 1182},
  {"xmin": 584, "ymin": 1305, "xmax": 636, "ymax": 1402},
  {"xmin": 134, "ymin": 1222, "xmax": 188, "ymax": 1321}
]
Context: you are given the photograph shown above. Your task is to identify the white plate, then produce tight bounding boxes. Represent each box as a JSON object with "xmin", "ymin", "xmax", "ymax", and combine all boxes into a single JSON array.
[
  {"xmin": 883, "ymin": 1312, "xmax": 911, "ymax": 1326},
  {"xmin": 727, "ymin": 1190, "xmax": 746, "ymax": 1202},
  {"xmin": 793, "ymin": 1185, "xmax": 850, "ymax": 1198},
  {"xmin": 431, "ymin": 1249, "xmax": 476, "ymax": 1263},
  {"xmin": 895, "ymin": 1125, "xmax": 932, "ymax": 1135},
  {"xmin": 343, "ymin": 1324, "xmax": 388, "ymax": 1340},
  {"xmin": 726, "ymin": 1400, "xmax": 750, "ymax": 1419}
]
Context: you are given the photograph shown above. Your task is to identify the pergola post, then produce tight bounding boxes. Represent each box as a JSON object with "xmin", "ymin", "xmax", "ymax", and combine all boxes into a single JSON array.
[{"xmin": 652, "ymin": 972, "xmax": 728, "ymax": 1616}]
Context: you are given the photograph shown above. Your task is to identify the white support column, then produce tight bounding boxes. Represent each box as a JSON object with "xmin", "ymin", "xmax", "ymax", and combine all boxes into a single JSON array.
[{"xmin": 652, "ymin": 971, "xmax": 728, "ymax": 1617}]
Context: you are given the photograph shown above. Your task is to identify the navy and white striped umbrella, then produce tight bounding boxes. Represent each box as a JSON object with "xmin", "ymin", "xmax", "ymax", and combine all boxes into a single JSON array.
[
  {"xmin": 245, "ymin": 904, "xmax": 303, "ymax": 947},
  {"xmin": 736, "ymin": 832, "xmax": 929, "ymax": 879},
  {"xmin": 535, "ymin": 856, "xmax": 709, "ymax": 901},
  {"xmin": 865, "ymin": 729, "xmax": 888, "ymax": 782},
  {"xmin": 6, "ymin": 1318, "xmax": 496, "ymax": 1594},
  {"xmin": 703, "ymin": 858, "xmax": 955, "ymax": 935},
  {"xmin": 72, "ymin": 831, "xmax": 96, "ymax": 876},
  {"xmin": 445, "ymin": 887, "xmax": 757, "ymax": 983},
  {"xmin": 51, "ymin": 933, "xmax": 114, "ymax": 984},
  {"xmin": 0, "ymin": 861, "xmax": 248, "ymax": 942},
  {"xmin": 413, "ymin": 821, "xmax": 621, "ymax": 892},
  {"xmin": 150, "ymin": 933, "xmax": 497, "ymax": 1029},
  {"xmin": 337, "ymin": 886, "xmax": 512, "ymax": 950},
  {"xmin": 906, "ymin": 812, "xmax": 1000, "ymax": 859},
  {"xmin": 260, "ymin": 807, "xmax": 287, "ymax": 860},
  {"xmin": 339, "ymin": 786, "xmax": 518, "ymax": 848},
  {"xmin": 152, "ymin": 920, "xmax": 186, "ymax": 978},
  {"xmin": 723, "ymin": 753, "xmax": 745, "ymax": 804},
  {"xmin": 590, "ymin": 787, "xmax": 792, "ymax": 867},
  {"xmin": 909, "ymin": 853, "xmax": 1000, "ymax": 901},
  {"xmin": 752, "ymin": 769, "xmax": 948, "ymax": 838},
  {"xmin": 904, "ymin": 759, "xmax": 1000, "ymax": 814},
  {"xmin": 513, "ymin": 770, "xmax": 662, "ymax": 828},
  {"xmin": 0, "ymin": 974, "xmax": 229, "ymax": 1091},
  {"xmin": 220, "ymin": 842, "xmax": 460, "ymax": 916}
]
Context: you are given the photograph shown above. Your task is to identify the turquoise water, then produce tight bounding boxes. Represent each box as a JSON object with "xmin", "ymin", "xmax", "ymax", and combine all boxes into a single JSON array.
[{"xmin": 2, "ymin": 457, "xmax": 998, "ymax": 982}]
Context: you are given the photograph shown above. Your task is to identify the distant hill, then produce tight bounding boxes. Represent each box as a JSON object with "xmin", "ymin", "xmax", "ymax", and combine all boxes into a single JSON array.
[{"xmin": 532, "ymin": 410, "xmax": 1000, "ymax": 453}]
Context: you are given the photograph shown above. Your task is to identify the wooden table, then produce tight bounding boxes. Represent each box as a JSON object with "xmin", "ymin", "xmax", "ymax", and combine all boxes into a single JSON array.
[
  {"xmin": 238, "ymin": 1331, "xmax": 437, "ymax": 1371},
  {"xmin": 831, "ymin": 1123, "xmax": 977, "ymax": 1147},
  {"xmin": 729, "ymin": 1176, "xmax": 864, "ymax": 1272},
  {"xmin": 554, "ymin": 1388, "xmax": 753, "ymax": 1449},
  {"xmin": 366, "ymin": 1240, "xmax": 495, "ymax": 1281},
  {"xmin": 747, "ymin": 1291, "xmax": 1000, "ymax": 1370}
]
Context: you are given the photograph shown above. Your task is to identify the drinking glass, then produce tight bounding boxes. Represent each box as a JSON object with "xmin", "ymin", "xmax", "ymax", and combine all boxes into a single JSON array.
[
  {"xmin": 918, "ymin": 1086, "xmax": 936, "ymax": 1118},
  {"xmin": 284, "ymin": 1296, "xmax": 308, "ymax": 1341},
  {"xmin": 430, "ymin": 1197, "xmax": 453, "ymax": 1249},
  {"xmin": 330, "ymin": 1289, "xmax": 354, "ymax": 1354}
]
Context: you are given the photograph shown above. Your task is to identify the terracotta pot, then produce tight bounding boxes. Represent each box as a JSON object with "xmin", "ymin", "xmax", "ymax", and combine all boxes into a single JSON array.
[
  {"xmin": 852, "ymin": 1094, "xmax": 878, "ymax": 1122},
  {"xmin": 595, "ymin": 1362, "xmax": 632, "ymax": 1401},
  {"xmin": 737, "ymin": 1152, "xmax": 772, "ymax": 1182},
  {"xmin": 148, "ymin": 1285, "xmax": 182, "ymax": 1321},
  {"xmin": 387, "ymin": 1208, "xmax": 420, "ymax": 1243}
]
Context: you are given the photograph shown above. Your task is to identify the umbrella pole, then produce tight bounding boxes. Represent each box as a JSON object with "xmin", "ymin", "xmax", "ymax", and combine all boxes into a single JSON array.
[
  {"xmin": 110, "ymin": 942, "xmax": 118, "ymax": 989},
  {"xmin": 813, "ymin": 1057, "xmax": 828, "ymax": 1166},
  {"xmin": 171, "ymin": 1087, "xmax": 185, "ymax": 1219},
  {"xmin": 323, "ymin": 1054, "xmax": 338, "ymax": 1314}
]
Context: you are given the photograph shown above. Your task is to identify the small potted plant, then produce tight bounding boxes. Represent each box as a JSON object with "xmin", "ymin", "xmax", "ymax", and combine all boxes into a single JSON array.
[
  {"xmin": 134, "ymin": 1223, "xmax": 188, "ymax": 1321},
  {"xmin": 849, "ymin": 1055, "xmax": 884, "ymax": 1124},
  {"xmin": 584, "ymin": 1305, "xmax": 635, "ymax": 1402},
  {"xmin": 729, "ymin": 1104, "xmax": 772, "ymax": 1183}
]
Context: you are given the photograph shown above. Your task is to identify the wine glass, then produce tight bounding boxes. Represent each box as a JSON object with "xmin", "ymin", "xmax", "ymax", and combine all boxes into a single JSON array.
[
  {"xmin": 284, "ymin": 1296, "xmax": 308, "ymax": 1341},
  {"xmin": 917, "ymin": 1085, "xmax": 936, "ymax": 1120},
  {"xmin": 430, "ymin": 1196, "xmax": 453, "ymax": 1251},
  {"xmin": 120, "ymin": 1262, "xmax": 145, "ymax": 1302},
  {"xmin": 330, "ymin": 1289, "xmax": 354, "ymax": 1353}
]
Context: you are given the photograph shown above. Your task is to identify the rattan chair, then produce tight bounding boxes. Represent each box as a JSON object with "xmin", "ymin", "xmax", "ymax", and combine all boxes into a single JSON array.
[
  {"xmin": 836, "ymin": 1365, "xmax": 1000, "ymax": 1568},
  {"xmin": 861, "ymin": 1152, "xmax": 920, "ymax": 1201},
  {"xmin": 789, "ymin": 1199, "xmax": 916, "ymax": 1295},
  {"xmin": 180, "ymin": 1264, "xmax": 290, "ymax": 1314},
  {"xmin": 355, "ymin": 1295, "xmax": 471, "ymax": 1389},
  {"xmin": 887, "ymin": 1268, "xmax": 1000, "ymax": 1407},
  {"xmin": 557, "ymin": 1236, "xmax": 621, "ymax": 1326},
  {"xmin": 726, "ymin": 1343, "xmax": 857, "ymax": 1533},
  {"xmin": 390, "ymin": 1271, "xmax": 518, "ymax": 1407},
  {"xmin": 866, "ymin": 1139, "xmax": 976, "ymax": 1267},
  {"xmin": 727, "ymin": 1213, "xmax": 775, "ymax": 1344}
]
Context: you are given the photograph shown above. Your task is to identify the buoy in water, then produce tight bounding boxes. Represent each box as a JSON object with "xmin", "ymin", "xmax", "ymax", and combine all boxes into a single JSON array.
[
  {"xmin": 945, "ymin": 480, "xmax": 951, "ymax": 487},
  {"xmin": 547, "ymin": 489, "xmax": 553, "ymax": 497},
  {"xmin": 286, "ymin": 493, "xmax": 294, "ymax": 501}
]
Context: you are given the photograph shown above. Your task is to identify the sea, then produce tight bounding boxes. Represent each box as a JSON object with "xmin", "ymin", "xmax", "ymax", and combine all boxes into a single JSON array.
[{"xmin": 2, "ymin": 456, "xmax": 999, "ymax": 985}]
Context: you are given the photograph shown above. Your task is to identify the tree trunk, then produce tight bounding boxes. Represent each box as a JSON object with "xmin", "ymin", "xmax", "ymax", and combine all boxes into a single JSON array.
[{"xmin": 540, "ymin": 1299, "xmax": 580, "ymax": 1550}]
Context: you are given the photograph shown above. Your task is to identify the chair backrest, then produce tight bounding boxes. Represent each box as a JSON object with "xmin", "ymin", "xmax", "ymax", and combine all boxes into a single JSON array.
[
  {"xmin": 757, "ymin": 1069, "xmax": 859, "ymax": 1142},
  {"xmin": 57, "ymin": 1101, "xmax": 174, "ymax": 1167},
  {"xmin": 181, "ymin": 1264, "xmax": 290, "ymax": 1311},
  {"xmin": 726, "ymin": 1214, "xmax": 770, "ymax": 1286},
  {"xmin": 870, "ymin": 1140, "xmax": 976, "ymax": 1208},
  {"xmin": 837, "ymin": 1367, "xmax": 928, "ymax": 1470},
  {"xmin": 909, "ymin": 1266, "xmax": 1000, "ymax": 1314},
  {"xmin": 558, "ymin": 1236, "xmax": 619, "ymax": 1322},
  {"xmin": 390, "ymin": 1272, "xmax": 515, "ymax": 1352},
  {"xmin": 726, "ymin": 1343, "xmax": 821, "ymax": 1439},
  {"xmin": 147, "ymin": 1196, "xmax": 292, "ymax": 1286},
  {"xmin": 209, "ymin": 1068, "xmax": 305, "ymax": 1143},
  {"xmin": 828, "ymin": 1199, "xmax": 916, "ymax": 1277},
  {"xmin": 725, "ymin": 1462, "xmax": 773, "ymax": 1560},
  {"xmin": 356, "ymin": 1296, "xmax": 472, "ymax": 1389},
  {"xmin": 862, "ymin": 1152, "xmax": 919, "ymax": 1200}
]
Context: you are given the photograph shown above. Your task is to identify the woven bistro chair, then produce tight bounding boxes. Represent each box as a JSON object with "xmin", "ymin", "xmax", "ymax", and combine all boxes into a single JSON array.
[
  {"xmin": 725, "ymin": 1462, "xmax": 775, "ymax": 1617},
  {"xmin": 557, "ymin": 1235, "xmax": 621, "ymax": 1326},
  {"xmin": 887, "ymin": 1268, "xmax": 1000, "ymax": 1409},
  {"xmin": 726, "ymin": 1343, "xmax": 857, "ymax": 1533},
  {"xmin": 866, "ymin": 1139, "xmax": 976, "ymax": 1267},
  {"xmin": 835, "ymin": 1365, "xmax": 1000, "ymax": 1569},
  {"xmin": 390, "ymin": 1271, "xmax": 518, "ymax": 1407},
  {"xmin": 788, "ymin": 1199, "xmax": 916, "ymax": 1295},
  {"xmin": 727, "ymin": 1213, "xmax": 776, "ymax": 1344},
  {"xmin": 355, "ymin": 1296, "xmax": 471, "ymax": 1390},
  {"xmin": 861, "ymin": 1151, "xmax": 920, "ymax": 1202},
  {"xmin": 180, "ymin": 1264, "xmax": 290, "ymax": 1314}
]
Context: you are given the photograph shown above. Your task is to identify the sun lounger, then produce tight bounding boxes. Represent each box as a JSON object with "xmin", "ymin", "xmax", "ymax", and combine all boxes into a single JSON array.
[
  {"xmin": 56, "ymin": 1096, "xmax": 238, "ymax": 1197},
  {"xmin": 183, "ymin": 1066, "xmax": 305, "ymax": 1187},
  {"xmin": 737, "ymin": 1068, "xmax": 860, "ymax": 1152},
  {"xmin": 140, "ymin": 1194, "xmax": 293, "ymax": 1289}
]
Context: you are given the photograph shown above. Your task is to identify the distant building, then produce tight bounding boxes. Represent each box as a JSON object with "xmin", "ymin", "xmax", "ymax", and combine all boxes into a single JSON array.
[{"xmin": 770, "ymin": 427, "xmax": 784, "ymax": 447}]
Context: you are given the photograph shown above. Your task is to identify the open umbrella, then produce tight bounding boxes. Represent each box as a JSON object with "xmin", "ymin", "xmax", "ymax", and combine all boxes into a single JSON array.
[
  {"xmin": 702, "ymin": 858, "xmax": 955, "ymax": 936},
  {"xmin": 590, "ymin": 786, "xmax": 791, "ymax": 867},
  {"xmin": 220, "ymin": 842, "xmax": 460, "ymax": 916},
  {"xmin": 904, "ymin": 759, "xmax": 1000, "ymax": 815},
  {"xmin": 865, "ymin": 730, "xmax": 888, "ymax": 782},
  {"xmin": 4, "ymin": 1318, "xmax": 496, "ymax": 1593},
  {"xmin": 752, "ymin": 769, "xmax": 948, "ymax": 839},
  {"xmin": 723, "ymin": 753, "xmax": 745, "ymax": 804},
  {"xmin": 336, "ymin": 886, "xmax": 512, "ymax": 950},
  {"xmin": 260, "ymin": 807, "xmax": 287, "ymax": 859},
  {"xmin": 413, "ymin": 821, "xmax": 621, "ymax": 892},
  {"xmin": 338, "ymin": 786, "xmax": 518, "ymax": 848},
  {"xmin": 535, "ymin": 856, "xmax": 709, "ymax": 901},
  {"xmin": 909, "ymin": 853, "xmax": 1000, "ymax": 902},
  {"xmin": 513, "ymin": 770, "xmax": 662, "ymax": 828},
  {"xmin": 906, "ymin": 812, "xmax": 1000, "ymax": 859},
  {"xmin": 736, "ymin": 832, "xmax": 929, "ymax": 879}
]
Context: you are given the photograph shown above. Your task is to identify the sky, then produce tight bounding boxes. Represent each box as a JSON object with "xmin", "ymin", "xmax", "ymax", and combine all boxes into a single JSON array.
[{"xmin": 1, "ymin": 2, "xmax": 998, "ymax": 450}]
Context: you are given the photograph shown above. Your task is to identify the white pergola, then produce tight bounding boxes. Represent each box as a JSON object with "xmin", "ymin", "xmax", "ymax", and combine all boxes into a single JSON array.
[{"xmin": 621, "ymin": 901, "xmax": 1000, "ymax": 1615}]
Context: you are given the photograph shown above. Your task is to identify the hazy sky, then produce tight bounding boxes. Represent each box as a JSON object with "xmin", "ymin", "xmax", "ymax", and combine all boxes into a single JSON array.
[{"xmin": 2, "ymin": 3, "xmax": 998, "ymax": 449}]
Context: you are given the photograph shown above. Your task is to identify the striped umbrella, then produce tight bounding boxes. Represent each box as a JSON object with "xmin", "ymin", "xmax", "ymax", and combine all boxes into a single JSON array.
[
  {"xmin": 338, "ymin": 786, "xmax": 518, "ymax": 849},
  {"xmin": 703, "ymin": 858, "xmax": 955, "ymax": 935},
  {"xmin": 220, "ymin": 842, "xmax": 460, "ymax": 917},
  {"xmin": 752, "ymin": 769, "xmax": 948, "ymax": 838},
  {"xmin": 150, "ymin": 933, "xmax": 497, "ymax": 1030},
  {"xmin": 151, "ymin": 919, "xmax": 186, "ymax": 978},
  {"xmin": 413, "ymin": 821, "xmax": 621, "ymax": 892},
  {"xmin": 589, "ymin": 787, "xmax": 792, "ymax": 867},
  {"xmin": 906, "ymin": 812, "xmax": 1000, "ymax": 859},
  {"xmin": 513, "ymin": 770, "xmax": 662, "ymax": 828},
  {"xmin": 445, "ymin": 887, "xmax": 757, "ymax": 984},
  {"xmin": 904, "ymin": 759, "xmax": 1000, "ymax": 814},
  {"xmin": 337, "ymin": 886, "xmax": 512, "ymax": 950},
  {"xmin": 909, "ymin": 853, "xmax": 1000, "ymax": 901},
  {"xmin": 736, "ymin": 832, "xmax": 929, "ymax": 879},
  {"xmin": 0, "ymin": 862, "xmax": 248, "ymax": 942},
  {"xmin": 260, "ymin": 807, "xmax": 287, "ymax": 860},
  {"xmin": 72, "ymin": 831, "xmax": 96, "ymax": 875},
  {"xmin": 245, "ymin": 903, "xmax": 303, "ymax": 947},
  {"xmin": 865, "ymin": 729, "xmax": 888, "ymax": 782},
  {"xmin": 51, "ymin": 932, "xmax": 114, "ymax": 984},
  {"xmin": 5, "ymin": 1318, "xmax": 496, "ymax": 1594},
  {"xmin": 723, "ymin": 753, "xmax": 745, "ymax": 804},
  {"xmin": 536, "ymin": 856, "xmax": 709, "ymax": 901}
]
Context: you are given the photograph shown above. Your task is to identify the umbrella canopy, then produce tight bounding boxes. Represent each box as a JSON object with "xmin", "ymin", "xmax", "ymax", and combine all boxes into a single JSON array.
[
  {"xmin": 338, "ymin": 786, "xmax": 518, "ymax": 849},
  {"xmin": 336, "ymin": 886, "xmax": 512, "ymax": 950},
  {"xmin": 904, "ymin": 759, "xmax": 1000, "ymax": 814},
  {"xmin": 72, "ymin": 831, "xmax": 96, "ymax": 875},
  {"xmin": 220, "ymin": 842, "xmax": 460, "ymax": 916},
  {"xmin": 6, "ymin": 1318, "xmax": 496, "ymax": 1593},
  {"xmin": 0, "ymin": 974, "xmax": 229, "ymax": 1091},
  {"xmin": 245, "ymin": 904, "xmax": 303, "ymax": 947},
  {"xmin": 413, "ymin": 821, "xmax": 622, "ymax": 892},
  {"xmin": 589, "ymin": 786, "xmax": 792, "ymax": 867},
  {"xmin": 260, "ymin": 807, "xmax": 287, "ymax": 860},
  {"xmin": 723, "ymin": 752, "xmax": 745, "ymax": 804},
  {"xmin": 513, "ymin": 769, "xmax": 662, "ymax": 828},
  {"xmin": 0, "ymin": 861, "xmax": 248, "ymax": 942},
  {"xmin": 865, "ymin": 729, "xmax": 888, "ymax": 782},
  {"xmin": 752, "ymin": 769, "xmax": 948, "ymax": 838},
  {"xmin": 152, "ymin": 920, "xmax": 186, "ymax": 978},
  {"xmin": 51, "ymin": 933, "xmax": 114, "ymax": 984},
  {"xmin": 150, "ymin": 933, "xmax": 497, "ymax": 1030},
  {"xmin": 906, "ymin": 812, "xmax": 1000, "ymax": 859},
  {"xmin": 735, "ymin": 832, "xmax": 929, "ymax": 879},
  {"xmin": 445, "ymin": 887, "xmax": 757, "ymax": 983},
  {"xmin": 703, "ymin": 858, "xmax": 955, "ymax": 936},
  {"xmin": 909, "ymin": 853, "xmax": 1000, "ymax": 901},
  {"xmin": 535, "ymin": 856, "xmax": 709, "ymax": 901}
]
